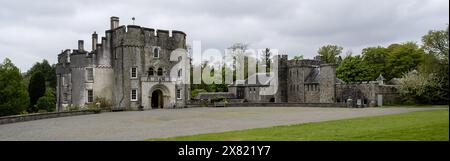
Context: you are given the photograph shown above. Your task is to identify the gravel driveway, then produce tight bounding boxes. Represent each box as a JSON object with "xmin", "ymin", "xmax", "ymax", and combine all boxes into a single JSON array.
[{"xmin": 0, "ymin": 107, "xmax": 443, "ymax": 141}]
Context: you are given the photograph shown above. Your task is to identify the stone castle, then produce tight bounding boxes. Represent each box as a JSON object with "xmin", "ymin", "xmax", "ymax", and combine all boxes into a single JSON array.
[
  {"xmin": 56, "ymin": 16, "xmax": 190, "ymax": 111},
  {"xmin": 225, "ymin": 56, "xmax": 399, "ymax": 107},
  {"xmin": 56, "ymin": 16, "xmax": 400, "ymax": 111}
]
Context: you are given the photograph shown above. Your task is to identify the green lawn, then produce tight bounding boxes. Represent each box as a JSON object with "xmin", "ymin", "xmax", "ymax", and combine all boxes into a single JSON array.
[
  {"xmin": 149, "ymin": 109, "xmax": 449, "ymax": 141},
  {"xmin": 384, "ymin": 104, "xmax": 449, "ymax": 108}
]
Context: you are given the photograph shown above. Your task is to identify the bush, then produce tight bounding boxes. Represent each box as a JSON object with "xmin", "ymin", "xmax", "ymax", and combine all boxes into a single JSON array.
[
  {"xmin": 94, "ymin": 96, "xmax": 113, "ymax": 111},
  {"xmin": 191, "ymin": 89, "xmax": 207, "ymax": 97},
  {"xmin": 36, "ymin": 96, "xmax": 56, "ymax": 112},
  {"xmin": 67, "ymin": 104, "xmax": 80, "ymax": 111},
  {"xmin": 85, "ymin": 103, "xmax": 101, "ymax": 114},
  {"xmin": 210, "ymin": 96, "xmax": 228, "ymax": 104}
]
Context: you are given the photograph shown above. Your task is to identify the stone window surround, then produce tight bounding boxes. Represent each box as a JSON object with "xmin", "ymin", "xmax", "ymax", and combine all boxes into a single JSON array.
[
  {"xmin": 177, "ymin": 68, "xmax": 182, "ymax": 78},
  {"xmin": 148, "ymin": 67, "xmax": 154, "ymax": 76},
  {"xmin": 130, "ymin": 67, "xmax": 138, "ymax": 79},
  {"xmin": 176, "ymin": 89, "xmax": 182, "ymax": 99},
  {"xmin": 86, "ymin": 89, "xmax": 93, "ymax": 103},
  {"xmin": 153, "ymin": 46, "xmax": 161, "ymax": 58},
  {"xmin": 131, "ymin": 89, "xmax": 138, "ymax": 101},
  {"xmin": 85, "ymin": 67, "xmax": 94, "ymax": 82}
]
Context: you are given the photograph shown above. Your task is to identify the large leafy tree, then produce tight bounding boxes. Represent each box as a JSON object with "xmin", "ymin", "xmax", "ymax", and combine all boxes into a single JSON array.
[
  {"xmin": 361, "ymin": 46, "xmax": 388, "ymax": 80},
  {"xmin": 0, "ymin": 58, "xmax": 29, "ymax": 116},
  {"xmin": 317, "ymin": 45, "xmax": 343, "ymax": 64},
  {"xmin": 398, "ymin": 70, "xmax": 445, "ymax": 104},
  {"xmin": 336, "ymin": 55, "xmax": 371, "ymax": 82},
  {"xmin": 384, "ymin": 42, "xmax": 425, "ymax": 80},
  {"xmin": 418, "ymin": 25, "xmax": 449, "ymax": 103},
  {"xmin": 28, "ymin": 71, "xmax": 46, "ymax": 112},
  {"xmin": 25, "ymin": 60, "xmax": 56, "ymax": 89},
  {"xmin": 422, "ymin": 25, "xmax": 449, "ymax": 62}
]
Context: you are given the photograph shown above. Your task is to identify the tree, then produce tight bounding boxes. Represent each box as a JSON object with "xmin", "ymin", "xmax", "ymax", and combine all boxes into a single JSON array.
[
  {"xmin": 398, "ymin": 70, "xmax": 445, "ymax": 104},
  {"xmin": 361, "ymin": 46, "xmax": 388, "ymax": 80},
  {"xmin": 422, "ymin": 25, "xmax": 449, "ymax": 63},
  {"xmin": 318, "ymin": 45, "xmax": 343, "ymax": 64},
  {"xmin": 419, "ymin": 25, "xmax": 449, "ymax": 103},
  {"xmin": 36, "ymin": 87, "xmax": 56, "ymax": 112},
  {"xmin": 28, "ymin": 71, "xmax": 46, "ymax": 112},
  {"xmin": 0, "ymin": 58, "xmax": 29, "ymax": 116},
  {"xmin": 292, "ymin": 55, "xmax": 304, "ymax": 60},
  {"xmin": 384, "ymin": 42, "xmax": 425, "ymax": 80},
  {"xmin": 24, "ymin": 60, "xmax": 57, "ymax": 89},
  {"xmin": 336, "ymin": 55, "xmax": 371, "ymax": 82}
]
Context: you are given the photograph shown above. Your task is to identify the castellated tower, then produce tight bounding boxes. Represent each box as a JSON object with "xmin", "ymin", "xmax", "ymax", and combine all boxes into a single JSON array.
[
  {"xmin": 319, "ymin": 64, "xmax": 336, "ymax": 103},
  {"xmin": 56, "ymin": 16, "xmax": 189, "ymax": 111}
]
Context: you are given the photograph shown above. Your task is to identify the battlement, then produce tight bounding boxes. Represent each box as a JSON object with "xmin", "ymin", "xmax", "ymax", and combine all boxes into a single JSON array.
[{"xmin": 287, "ymin": 59, "xmax": 322, "ymax": 67}]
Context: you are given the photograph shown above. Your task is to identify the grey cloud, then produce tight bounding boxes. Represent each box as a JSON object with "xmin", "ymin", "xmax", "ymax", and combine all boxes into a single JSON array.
[{"xmin": 0, "ymin": 0, "xmax": 448, "ymax": 71}]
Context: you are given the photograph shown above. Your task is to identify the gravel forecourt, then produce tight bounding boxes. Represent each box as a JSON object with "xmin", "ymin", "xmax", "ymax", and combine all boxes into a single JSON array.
[{"xmin": 0, "ymin": 107, "xmax": 444, "ymax": 141}]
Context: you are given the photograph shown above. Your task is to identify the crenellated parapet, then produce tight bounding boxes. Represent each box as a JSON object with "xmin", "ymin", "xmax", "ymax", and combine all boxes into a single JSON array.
[
  {"xmin": 107, "ymin": 24, "xmax": 186, "ymax": 50},
  {"xmin": 287, "ymin": 59, "xmax": 323, "ymax": 67}
]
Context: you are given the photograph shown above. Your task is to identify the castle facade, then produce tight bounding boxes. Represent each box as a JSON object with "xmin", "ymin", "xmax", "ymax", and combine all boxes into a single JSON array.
[{"xmin": 56, "ymin": 17, "xmax": 190, "ymax": 111}]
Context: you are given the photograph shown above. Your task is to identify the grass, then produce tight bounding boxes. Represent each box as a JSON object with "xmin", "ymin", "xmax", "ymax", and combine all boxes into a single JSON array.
[
  {"xmin": 384, "ymin": 104, "xmax": 449, "ymax": 108},
  {"xmin": 149, "ymin": 109, "xmax": 449, "ymax": 141}
]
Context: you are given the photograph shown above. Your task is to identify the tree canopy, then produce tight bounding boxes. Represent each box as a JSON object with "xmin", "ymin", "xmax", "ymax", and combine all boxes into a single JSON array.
[
  {"xmin": 317, "ymin": 45, "xmax": 343, "ymax": 64},
  {"xmin": 0, "ymin": 58, "xmax": 29, "ymax": 116}
]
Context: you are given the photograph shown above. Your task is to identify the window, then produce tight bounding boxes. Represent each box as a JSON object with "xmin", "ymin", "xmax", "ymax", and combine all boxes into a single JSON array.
[
  {"xmin": 86, "ymin": 68, "xmax": 94, "ymax": 81},
  {"xmin": 61, "ymin": 76, "xmax": 65, "ymax": 86},
  {"xmin": 131, "ymin": 67, "xmax": 137, "ymax": 78},
  {"xmin": 176, "ymin": 89, "xmax": 181, "ymax": 99},
  {"xmin": 148, "ymin": 68, "xmax": 154, "ymax": 76},
  {"xmin": 157, "ymin": 68, "xmax": 163, "ymax": 76},
  {"xmin": 131, "ymin": 89, "xmax": 138, "ymax": 101},
  {"xmin": 87, "ymin": 90, "xmax": 93, "ymax": 103},
  {"xmin": 153, "ymin": 48, "xmax": 159, "ymax": 58},
  {"xmin": 178, "ymin": 69, "xmax": 182, "ymax": 78}
]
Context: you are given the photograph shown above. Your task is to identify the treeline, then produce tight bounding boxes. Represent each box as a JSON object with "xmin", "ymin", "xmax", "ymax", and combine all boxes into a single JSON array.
[
  {"xmin": 0, "ymin": 59, "xmax": 56, "ymax": 116},
  {"xmin": 317, "ymin": 26, "xmax": 448, "ymax": 104}
]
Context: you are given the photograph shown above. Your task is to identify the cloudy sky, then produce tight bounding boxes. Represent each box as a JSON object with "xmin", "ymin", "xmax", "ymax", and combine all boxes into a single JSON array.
[{"xmin": 0, "ymin": 0, "xmax": 448, "ymax": 71}]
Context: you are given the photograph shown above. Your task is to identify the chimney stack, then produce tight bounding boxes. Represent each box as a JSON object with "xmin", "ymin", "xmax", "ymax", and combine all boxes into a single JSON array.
[
  {"xmin": 92, "ymin": 32, "xmax": 98, "ymax": 51},
  {"xmin": 110, "ymin": 16, "xmax": 119, "ymax": 29},
  {"xmin": 78, "ymin": 40, "xmax": 84, "ymax": 51}
]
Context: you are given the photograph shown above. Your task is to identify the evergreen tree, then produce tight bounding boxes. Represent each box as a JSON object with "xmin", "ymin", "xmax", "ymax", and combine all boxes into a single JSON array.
[{"xmin": 28, "ymin": 71, "xmax": 46, "ymax": 112}]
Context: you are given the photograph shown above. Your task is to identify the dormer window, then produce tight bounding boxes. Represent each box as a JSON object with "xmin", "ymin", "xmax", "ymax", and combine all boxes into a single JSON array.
[{"xmin": 153, "ymin": 48, "xmax": 160, "ymax": 58}]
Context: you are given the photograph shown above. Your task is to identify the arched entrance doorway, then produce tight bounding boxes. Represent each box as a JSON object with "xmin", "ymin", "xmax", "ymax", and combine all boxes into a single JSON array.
[{"xmin": 151, "ymin": 89, "xmax": 164, "ymax": 109}]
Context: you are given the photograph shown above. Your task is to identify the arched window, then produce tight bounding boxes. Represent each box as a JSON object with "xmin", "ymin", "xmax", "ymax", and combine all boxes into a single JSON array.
[
  {"xmin": 153, "ymin": 48, "xmax": 159, "ymax": 58},
  {"xmin": 157, "ymin": 68, "xmax": 163, "ymax": 76},
  {"xmin": 148, "ymin": 68, "xmax": 154, "ymax": 76},
  {"xmin": 178, "ymin": 69, "xmax": 182, "ymax": 78}
]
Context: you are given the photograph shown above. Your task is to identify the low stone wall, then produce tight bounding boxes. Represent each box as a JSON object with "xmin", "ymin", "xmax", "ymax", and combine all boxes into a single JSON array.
[
  {"xmin": 0, "ymin": 110, "xmax": 97, "ymax": 125},
  {"xmin": 187, "ymin": 102, "xmax": 346, "ymax": 108}
]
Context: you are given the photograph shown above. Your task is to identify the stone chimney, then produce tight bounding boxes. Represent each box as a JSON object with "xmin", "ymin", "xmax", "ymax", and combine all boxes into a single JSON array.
[
  {"xmin": 110, "ymin": 16, "xmax": 119, "ymax": 29},
  {"xmin": 78, "ymin": 40, "xmax": 84, "ymax": 51},
  {"xmin": 92, "ymin": 32, "xmax": 98, "ymax": 51}
]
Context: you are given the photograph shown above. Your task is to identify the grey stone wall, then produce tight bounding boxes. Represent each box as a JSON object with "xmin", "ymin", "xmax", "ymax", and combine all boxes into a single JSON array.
[
  {"xmin": 56, "ymin": 17, "xmax": 189, "ymax": 111},
  {"xmin": 335, "ymin": 82, "xmax": 401, "ymax": 107},
  {"xmin": 319, "ymin": 64, "xmax": 336, "ymax": 103}
]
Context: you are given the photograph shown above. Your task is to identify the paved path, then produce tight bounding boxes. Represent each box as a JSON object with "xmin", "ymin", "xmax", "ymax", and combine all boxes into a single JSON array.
[{"xmin": 0, "ymin": 107, "xmax": 445, "ymax": 141}]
